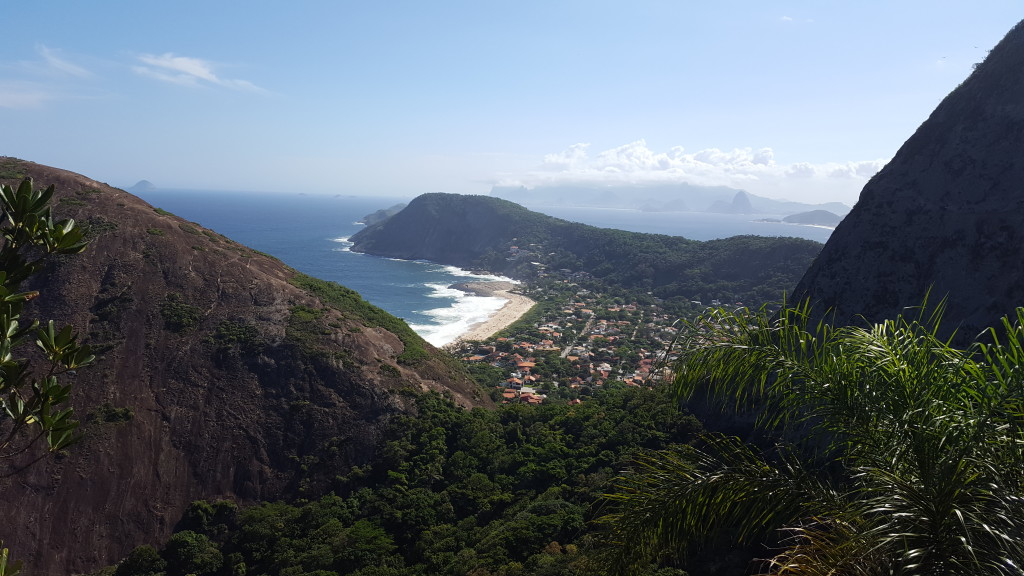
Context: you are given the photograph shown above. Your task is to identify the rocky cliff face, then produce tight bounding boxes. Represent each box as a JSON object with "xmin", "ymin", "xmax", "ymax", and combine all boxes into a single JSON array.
[
  {"xmin": 793, "ymin": 20, "xmax": 1024, "ymax": 338},
  {"xmin": 0, "ymin": 159, "xmax": 486, "ymax": 574}
]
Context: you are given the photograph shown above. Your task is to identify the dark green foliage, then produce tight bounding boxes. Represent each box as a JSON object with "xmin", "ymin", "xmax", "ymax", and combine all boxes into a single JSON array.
[
  {"xmin": 379, "ymin": 362, "xmax": 401, "ymax": 378},
  {"xmin": 114, "ymin": 545, "xmax": 165, "ymax": 576},
  {"xmin": 601, "ymin": 302, "xmax": 1024, "ymax": 575},
  {"xmin": 82, "ymin": 216, "xmax": 118, "ymax": 239},
  {"xmin": 285, "ymin": 305, "xmax": 326, "ymax": 352},
  {"xmin": 160, "ymin": 293, "xmax": 203, "ymax": 332},
  {"xmin": 214, "ymin": 320, "xmax": 265, "ymax": 354},
  {"xmin": 350, "ymin": 193, "xmax": 821, "ymax": 306},
  {"xmin": 162, "ymin": 531, "xmax": 222, "ymax": 576},
  {"xmin": 289, "ymin": 273, "xmax": 430, "ymax": 365},
  {"xmin": 146, "ymin": 228, "xmax": 165, "ymax": 236},
  {"xmin": 153, "ymin": 208, "xmax": 173, "ymax": 216},
  {"xmin": 94, "ymin": 402, "xmax": 133, "ymax": 423},
  {"xmin": 110, "ymin": 387, "xmax": 702, "ymax": 575},
  {"xmin": 0, "ymin": 177, "xmax": 92, "ymax": 574}
]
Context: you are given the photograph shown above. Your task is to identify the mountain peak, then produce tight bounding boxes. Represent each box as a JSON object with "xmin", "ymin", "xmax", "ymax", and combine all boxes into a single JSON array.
[{"xmin": 794, "ymin": 19, "xmax": 1024, "ymax": 338}]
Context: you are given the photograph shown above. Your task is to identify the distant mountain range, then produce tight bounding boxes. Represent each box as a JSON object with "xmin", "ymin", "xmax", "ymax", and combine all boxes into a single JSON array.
[{"xmin": 490, "ymin": 183, "xmax": 851, "ymax": 217}]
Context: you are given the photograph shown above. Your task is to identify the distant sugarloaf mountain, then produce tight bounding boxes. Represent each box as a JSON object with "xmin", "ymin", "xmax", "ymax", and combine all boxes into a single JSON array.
[
  {"xmin": 794, "ymin": 19, "xmax": 1024, "ymax": 339},
  {"xmin": 350, "ymin": 193, "xmax": 823, "ymax": 306},
  {"xmin": 0, "ymin": 158, "xmax": 484, "ymax": 575},
  {"xmin": 708, "ymin": 190, "xmax": 755, "ymax": 214}
]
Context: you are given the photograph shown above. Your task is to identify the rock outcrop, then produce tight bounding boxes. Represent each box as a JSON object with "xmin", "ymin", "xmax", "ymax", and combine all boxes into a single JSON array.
[
  {"xmin": 0, "ymin": 158, "xmax": 486, "ymax": 574},
  {"xmin": 793, "ymin": 20, "xmax": 1024, "ymax": 339}
]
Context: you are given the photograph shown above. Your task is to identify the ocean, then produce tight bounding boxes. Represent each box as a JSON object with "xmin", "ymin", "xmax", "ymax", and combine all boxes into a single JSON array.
[{"xmin": 135, "ymin": 189, "xmax": 833, "ymax": 345}]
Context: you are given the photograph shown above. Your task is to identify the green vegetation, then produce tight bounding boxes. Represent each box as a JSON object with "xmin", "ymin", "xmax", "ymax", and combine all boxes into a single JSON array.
[
  {"xmin": 285, "ymin": 304, "xmax": 327, "ymax": 352},
  {"xmin": 600, "ymin": 301, "xmax": 1024, "ymax": 574},
  {"xmin": 153, "ymin": 207, "xmax": 173, "ymax": 216},
  {"xmin": 94, "ymin": 402, "xmax": 133, "ymax": 423},
  {"xmin": 0, "ymin": 159, "xmax": 27, "ymax": 180},
  {"xmin": 160, "ymin": 293, "xmax": 203, "ymax": 332},
  {"xmin": 146, "ymin": 228, "xmax": 165, "ymax": 236},
  {"xmin": 82, "ymin": 216, "xmax": 118, "ymax": 239},
  {"xmin": 214, "ymin": 320, "xmax": 264, "ymax": 353},
  {"xmin": 252, "ymin": 248, "xmax": 279, "ymax": 260},
  {"xmin": 108, "ymin": 387, "xmax": 701, "ymax": 576},
  {"xmin": 289, "ymin": 273, "xmax": 431, "ymax": 365},
  {"xmin": 351, "ymin": 193, "xmax": 820, "ymax": 306},
  {"xmin": 0, "ymin": 178, "xmax": 93, "ymax": 574}
]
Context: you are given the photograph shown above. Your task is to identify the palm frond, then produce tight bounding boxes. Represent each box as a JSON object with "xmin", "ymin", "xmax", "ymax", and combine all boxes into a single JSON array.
[
  {"xmin": 599, "ymin": 434, "xmax": 840, "ymax": 574},
  {"xmin": 603, "ymin": 301, "xmax": 1024, "ymax": 575}
]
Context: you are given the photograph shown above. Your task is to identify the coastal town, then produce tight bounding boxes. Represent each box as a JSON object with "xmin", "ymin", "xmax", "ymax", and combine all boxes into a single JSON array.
[{"xmin": 447, "ymin": 276, "xmax": 708, "ymax": 405}]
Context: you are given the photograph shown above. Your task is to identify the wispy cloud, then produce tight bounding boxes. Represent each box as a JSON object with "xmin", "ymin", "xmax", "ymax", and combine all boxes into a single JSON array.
[
  {"xmin": 37, "ymin": 46, "xmax": 91, "ymax": 77},
  {"xmin": 0, "ymin": 47, "xmax": 92, "ymax": 109},
  {"xmin": 500, "ymin": 140, "xmax": 886, "ymax": 204},
  {"xmin": 133, "ymin": 53, "xmax": 263, "ymax": 92}
]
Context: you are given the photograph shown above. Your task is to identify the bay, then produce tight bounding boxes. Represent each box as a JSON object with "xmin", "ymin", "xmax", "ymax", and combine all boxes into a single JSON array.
[{"xmin": 134, "ymin": 189, "xmax": 833, "ymax": 345}]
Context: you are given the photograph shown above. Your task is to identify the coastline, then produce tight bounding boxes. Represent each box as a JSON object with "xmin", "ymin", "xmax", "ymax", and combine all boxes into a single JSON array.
[{"xmin": 445, "ymin": 281, "xmax": 536, "ymax": 346}]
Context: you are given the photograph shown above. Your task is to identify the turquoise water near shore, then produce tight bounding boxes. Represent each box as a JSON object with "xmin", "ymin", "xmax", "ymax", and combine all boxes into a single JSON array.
[{"xmin": 134, "ymin": 189, "xmax": 832, "ymax": 344}]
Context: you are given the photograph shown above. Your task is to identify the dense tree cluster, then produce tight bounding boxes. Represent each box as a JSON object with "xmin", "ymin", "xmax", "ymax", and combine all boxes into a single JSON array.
[{"xmin": 103, "ymin": 386, "xmax": 701, "ymax": 576}]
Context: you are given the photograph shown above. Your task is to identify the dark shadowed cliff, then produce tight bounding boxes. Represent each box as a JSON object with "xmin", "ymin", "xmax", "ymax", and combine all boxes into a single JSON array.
[
  {"xmin": 793, "ymin": 20, "xmax": 1024, "ymax": 339},
  {"xmin": 0, "ymin": 159, "xmax": 486, "ymax": 574},
  {"xmin": 350, "ymin": 193, "xmax": 822, "ymax": 306}
]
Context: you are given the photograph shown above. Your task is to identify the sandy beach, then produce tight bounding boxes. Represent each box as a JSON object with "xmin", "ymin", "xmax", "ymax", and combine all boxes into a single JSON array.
[{"xmin": 447, "ymin": 281, "xmax": 536, "ymax": 345}]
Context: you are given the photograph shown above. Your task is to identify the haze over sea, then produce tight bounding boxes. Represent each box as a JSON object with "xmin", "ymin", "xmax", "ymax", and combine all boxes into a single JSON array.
[{"xmin": 136, "ymin": 189, "xmax": 833, "ymax": 345}]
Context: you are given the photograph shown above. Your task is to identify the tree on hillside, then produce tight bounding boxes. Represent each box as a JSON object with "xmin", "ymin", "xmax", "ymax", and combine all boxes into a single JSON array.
[
  {"xmin": 0, "ymin": 178, "xmax": 92, "ymax": 575},
  {"xmin": 599, "ymin": 301, "xmax": 1024, "ymax": 575}
]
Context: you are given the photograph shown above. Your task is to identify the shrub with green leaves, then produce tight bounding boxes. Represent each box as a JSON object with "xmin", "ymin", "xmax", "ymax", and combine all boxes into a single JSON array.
[
  {"xmin": 0, "ymin": 178, "xmax": 93, "ymax": 574},
  {"xmin": 160, "ymin": 293, "xmax": 203, "ymax": 333}
]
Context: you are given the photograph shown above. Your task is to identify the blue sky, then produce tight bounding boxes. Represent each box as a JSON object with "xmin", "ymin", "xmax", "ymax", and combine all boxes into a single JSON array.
[{"xmin": 3, "ymin": 2, "xmax": 1021, "ymax": 205}]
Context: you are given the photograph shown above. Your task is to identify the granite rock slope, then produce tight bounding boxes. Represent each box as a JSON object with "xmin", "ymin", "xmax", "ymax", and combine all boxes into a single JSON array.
[
  {"xmin": 793, "ymin": 20, "xmax": 1024, "ymax": 339},
  {"xmin": 0, "ymin": 158, "xmax": 486, "ymax": 574}
]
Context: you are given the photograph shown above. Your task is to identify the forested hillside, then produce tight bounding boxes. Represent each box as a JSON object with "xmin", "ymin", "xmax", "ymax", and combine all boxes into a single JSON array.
[
  {"xmin": 351, "ymin": 193, "xmax": 821, "ymax": 306},
  {"xmin": 101, "ymin": 387, "xmax": 705, "ymax": 576}
]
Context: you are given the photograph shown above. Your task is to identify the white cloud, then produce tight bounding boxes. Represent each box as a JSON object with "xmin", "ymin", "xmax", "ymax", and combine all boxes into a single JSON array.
[
  {"xmin": 134, "ymin": 53, "xmax": 263, "ymax": 92},
  {"xmin": 500, "ymin": 140, "xmax": 888, "ymax": 205},
  {"xmin": 38, "ymin": 46, "xmax": 91, "ymax": 77}
]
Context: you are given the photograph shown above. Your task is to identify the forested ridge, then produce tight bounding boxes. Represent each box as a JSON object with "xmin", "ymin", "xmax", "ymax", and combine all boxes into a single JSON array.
[{"xmin": 350, "ymin": 193, "xmax": 821, "ymax": 306}]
